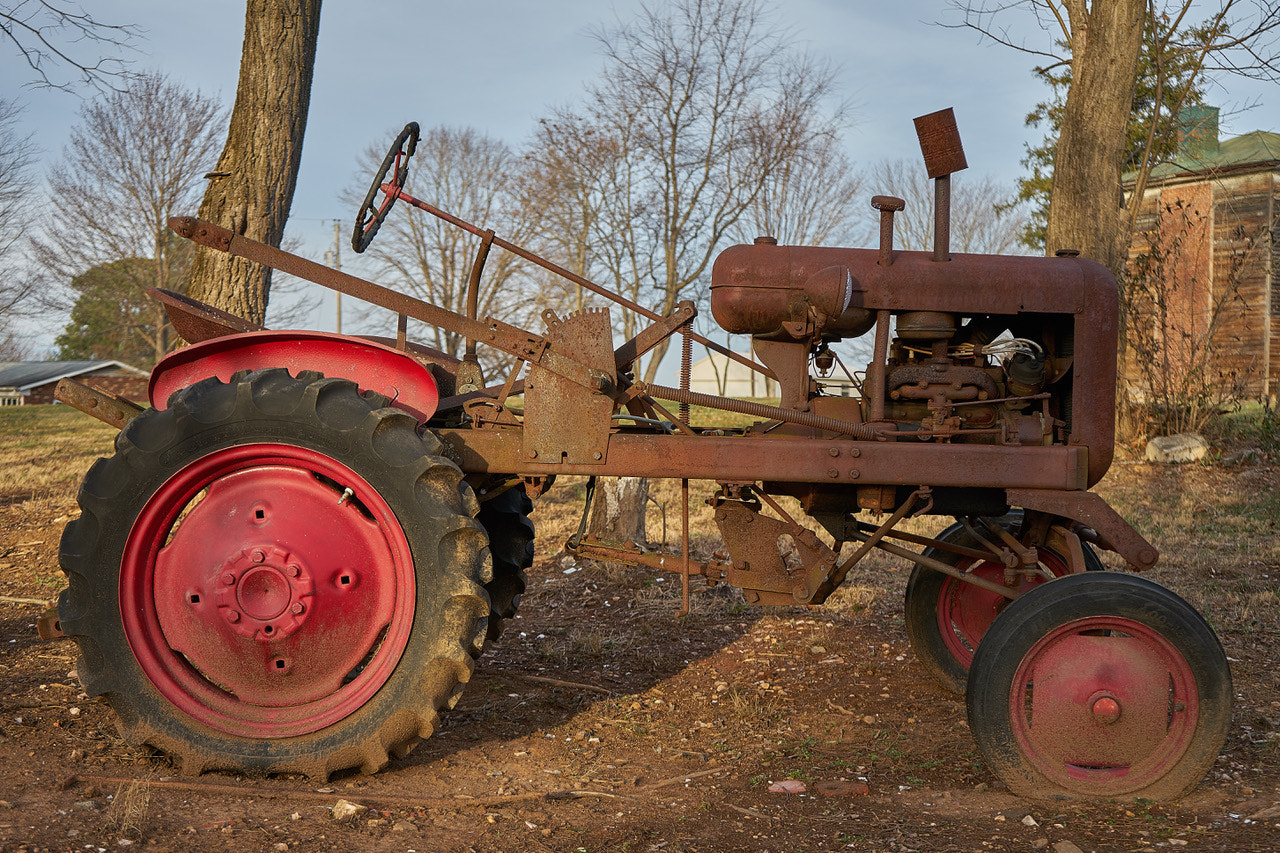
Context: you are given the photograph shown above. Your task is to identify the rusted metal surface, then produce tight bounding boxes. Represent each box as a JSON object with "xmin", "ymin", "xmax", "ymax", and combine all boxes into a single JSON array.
[
  {"xmin": 37, "ymin": 606, "xmax": 65, "ymax": 640},
  {"xmin": 1008, "ymin": 488, "xmax": 1159, "ymax": 571},
  {"xmin": 51, "ymin": 108, "xmax": 1212, "ymax": 798},
  {"xmin": 150, "ymin": 287, "xmax": 264, "ymax": 342},
  {"xmin": 523, "ymin": 308, "xmax": 616, "ymax": 464},
  {"xmin": 54, "ymin": 378, "xmax": 145, "ymax": 428},
  {"xmin": 435, "ymin": 428, "xmax": 1087, "ymax": 490},
  {"xmin": 168, "ymin": 217, "xmax": 609, "ymax": 397}
]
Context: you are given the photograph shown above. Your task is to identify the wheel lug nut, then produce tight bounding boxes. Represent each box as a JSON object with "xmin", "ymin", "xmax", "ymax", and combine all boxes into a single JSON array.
[
  {"xmin": 287, "ymin": 564, "xmax": 301, "ymax": 578},
  {"xmin": 226, "ymin": 610, "xmax": 241, "ymax": 623},
  {"xmin": 223, "ymin": 573, "xmax": 237, "ymax": 586},
  {"xmin": 252, "ymin": 550, "xmax": 266, "ymax": 563},
  {"xmin": 291, "ymin": 602, "xmax": 305, "ymax": 615}
]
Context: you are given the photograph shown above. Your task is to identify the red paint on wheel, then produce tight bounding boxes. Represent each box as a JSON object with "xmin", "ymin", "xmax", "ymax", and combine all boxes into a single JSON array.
[
  {"xmin": 121, "ymin": 444, "xmax": 415, "ymax": 738},
  {"xmin": 1007, "ymin": 617, "xmax": 1199, "ymax": 793}
]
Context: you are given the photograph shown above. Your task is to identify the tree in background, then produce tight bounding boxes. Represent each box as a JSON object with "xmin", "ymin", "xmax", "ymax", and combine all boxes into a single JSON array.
[
  {"xmin": 0, "ymin": 1, "xmax": 139, "ymax": 91},
  {"xmin": 54, "ymin": 257, "xmax": 158, "ymax": 367},
  {"xmin": 521, "ymin": 0, "xmax": 846, "ymax": 543},
  {"xmin": 30, "ymin": 73, "xmax": 224, "ymax": 366},
  {"xmin": 535, "ymin": 0, "xmax": 845, "ymax": 384},
  {"xmin": 731, "ymin": 128, "xmax": 865, "ymax": 248},
  {"xmin": 950, "ymin": 1, "xmax": 1280, "ymax": 268},
  {"xmin": 0, "ymin": 97, "xmax": 37, "ymax": 351},
  {"xmin": 186, "ymin": 0, "xmax": 321, "ymax": 325},
  {"xmin": 868, "ymin": 159, "xmax": 1028, "ymax": 256},
  {"xmin": 351, "ymin": 126, "xmax": 536, "ymax": 375}
]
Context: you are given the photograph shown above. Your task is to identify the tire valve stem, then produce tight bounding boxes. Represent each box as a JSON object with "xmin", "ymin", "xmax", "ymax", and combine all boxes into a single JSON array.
[{"xmin": 338, "ymin": 487, "xmax": 354, "ymax": 506}]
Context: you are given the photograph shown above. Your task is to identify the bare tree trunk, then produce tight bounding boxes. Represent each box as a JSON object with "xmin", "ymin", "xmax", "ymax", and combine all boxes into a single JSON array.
[
  {"xmin": 187, "ymin": 0, "xmax": 322, "ymax": 324},
  {"xmin": 587, "ymin": 477, "xmax": 649, "ymax": 544},
  {"xmin": 1044, "ymin": 0, "xmax": 1145, "ymax": 274}
]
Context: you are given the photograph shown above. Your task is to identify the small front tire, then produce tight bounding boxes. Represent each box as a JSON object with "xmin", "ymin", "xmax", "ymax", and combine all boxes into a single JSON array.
[{"xmin": 966, "ymin": 572, "xmax": 1231, "ymax": 800}]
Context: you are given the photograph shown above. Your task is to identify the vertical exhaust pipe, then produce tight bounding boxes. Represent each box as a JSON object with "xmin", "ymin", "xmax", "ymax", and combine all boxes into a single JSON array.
[{"xmin": 913, "ymin": 108, "xmax": 968, "ymax": 262}]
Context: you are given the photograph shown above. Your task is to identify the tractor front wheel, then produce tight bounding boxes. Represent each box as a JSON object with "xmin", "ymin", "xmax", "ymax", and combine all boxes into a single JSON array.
[
  {"xmin": 966, "ymin": 572, "xmax": 1231, "ymax": 800},
  {"xmin": 905, "ymin": 511, "xmax": 1101, "ymax": 694},
  {"xmin": 57, "ymin": 369, "xmax": 490, "ymax": 777}
]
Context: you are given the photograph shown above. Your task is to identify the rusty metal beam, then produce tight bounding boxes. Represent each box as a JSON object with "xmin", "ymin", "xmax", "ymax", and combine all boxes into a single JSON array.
[
  {"xmin": 436, "ymin": 429, "xmax": 1087, "ymax": 491},
  {"xmin": 54, "ymin": 378, "xmax": 144, "ymax": 429},
  {"xmin": 168, "ymin": 217, "xmax": 609, "ymax": 396}
]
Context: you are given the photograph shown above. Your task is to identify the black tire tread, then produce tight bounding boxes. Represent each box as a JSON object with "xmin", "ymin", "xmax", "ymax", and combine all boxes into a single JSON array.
[
  {"xmin": 966, "ymin": 572, "xmax": 1232, "ymax": 800},
  {"xmin": 58, "ymin": 368, "xmax": 491, "ymax": 778}
]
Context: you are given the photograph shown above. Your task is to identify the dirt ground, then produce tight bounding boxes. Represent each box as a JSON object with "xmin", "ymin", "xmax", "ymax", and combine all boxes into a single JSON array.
[{"xmin": 1, "ymin": 407, "xmax": 1277, "ymax": 852}]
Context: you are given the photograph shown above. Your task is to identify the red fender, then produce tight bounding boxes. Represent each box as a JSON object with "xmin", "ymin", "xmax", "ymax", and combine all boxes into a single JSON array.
[{"xmin": 149, "ymin": 330, "xmax": 439, "ymax": 422}]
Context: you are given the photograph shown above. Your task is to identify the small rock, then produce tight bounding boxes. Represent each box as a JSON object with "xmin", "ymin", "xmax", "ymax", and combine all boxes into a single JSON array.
[
  {"xmin": 994, "ymin": 814, "xmax": 1007, "ymax": 822},
  {"xmin": 973, "ymin": 782, "xmax": 988, "ymax": 792},
  {"xmin": 1031, "ymin": 840, "xmax": 1049, "ymax": 850},
  {"xmin": 1052, "ymin": 842, "xmax": 1085, "ymax": 853},
  {"xmin": 813, "ymin": 780, "xmax": 870, "ymax": 797},
  {"xmin": 861, "ymin": 715, "xmax": 876, "ymax": 725},
  {"xmin": 767, "ymin": 779, "xmax": 807, "ymax": 794},
  {"xmin": 1250, "ymin": 805, "xmax": 1280, "ymax": 820},
  {"xmin": 331, "ymin": 799, "xmax": 368, "ymax": 821},
  {"xmin": 1144, "ymin": 433, "xmax": 1208, "ymax": 464},
  {"xmin": 810, "ymin": 645, "xmax": 826, "ymax": 654},
  {"xmin": 1022, "ymin": 814, "xmax": 1039, "ymax": 827},
  {"xmin": 392, "ymin": 821, "xmax": 418, "ymax": 832},
  {"xmin": 1168, "ymin": 840, "xmax": 1188, "ymax": 847},
  {"xmin": 273, "ymin": 844, "xmax": 289, "ymax": 852},
  {"xmin": 72, "ymin": 800, "xmax": 99, "ymax": 811}
]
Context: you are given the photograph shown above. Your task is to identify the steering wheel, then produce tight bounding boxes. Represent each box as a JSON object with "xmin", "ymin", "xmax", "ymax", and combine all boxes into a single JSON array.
[{"xmin": 352, "ymin": 121, "xmax": 420, "ymax": 253}]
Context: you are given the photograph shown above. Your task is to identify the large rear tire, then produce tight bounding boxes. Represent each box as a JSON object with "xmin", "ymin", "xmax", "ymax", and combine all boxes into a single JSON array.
[
  {"xmin": 57, "ymin": 369, "xmax": 490, "ymax": 777},
  {"xmin": 477, "ymin": 482, "xmax": 534, "ymax": 643},
  {"xmin": 966, "ymin": 572, "xmax": 1231, "ymax": 800}
]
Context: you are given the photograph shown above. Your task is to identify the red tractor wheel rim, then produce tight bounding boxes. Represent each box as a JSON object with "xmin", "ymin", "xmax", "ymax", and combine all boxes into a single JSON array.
[
  {"xmin": 120, "ymin": 444, "xmax": 415, "ymax": 739},
  {"xmin": 1007, "ymin": 616, "xmax": 1200, "ymax": 796},
  {"xmin": 937, "ymin": 550, "xmax": 1071, "ymax": 668}
]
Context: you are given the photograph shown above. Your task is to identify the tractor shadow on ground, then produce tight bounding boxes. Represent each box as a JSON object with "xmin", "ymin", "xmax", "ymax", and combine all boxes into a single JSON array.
[{"xmin": 382, "ymin": 559, "xmax": 769, "ymax": 779}]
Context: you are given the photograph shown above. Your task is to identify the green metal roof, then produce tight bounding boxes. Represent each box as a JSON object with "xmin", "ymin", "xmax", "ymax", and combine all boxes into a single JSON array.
[{"xmin": 1133, "ymin": 130, "xmax": 1280, "ymax": 182}]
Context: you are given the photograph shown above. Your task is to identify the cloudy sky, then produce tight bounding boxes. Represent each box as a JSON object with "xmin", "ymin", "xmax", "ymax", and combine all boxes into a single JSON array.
[{"xmin": 4, "ymin": 0, "xmax": 1275, "ymax": 350}]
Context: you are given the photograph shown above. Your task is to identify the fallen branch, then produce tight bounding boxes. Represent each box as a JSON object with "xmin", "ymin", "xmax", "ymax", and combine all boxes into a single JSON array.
[
  {"xmin": 485, "ymin": 672, "xmax": 618, "ymax": 696},
  {"xmin": 0, "ymin": 595, "xmax": 50, "ymax": 606}
]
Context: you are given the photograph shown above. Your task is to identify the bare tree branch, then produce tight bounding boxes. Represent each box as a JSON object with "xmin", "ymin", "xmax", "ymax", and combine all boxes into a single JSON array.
[{"xmin": 0, "ymin": 1, "xmax": 141, "ymax": 92}]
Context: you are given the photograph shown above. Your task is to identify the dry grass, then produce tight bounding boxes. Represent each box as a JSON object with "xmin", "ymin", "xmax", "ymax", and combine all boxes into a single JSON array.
[
  {"xmin": 0, "ymin": 406, "xmax": 116, "ymax": 503},
  {"xmin": 101, "ymin": 778, "xmax": 152, "ymax": 840}
]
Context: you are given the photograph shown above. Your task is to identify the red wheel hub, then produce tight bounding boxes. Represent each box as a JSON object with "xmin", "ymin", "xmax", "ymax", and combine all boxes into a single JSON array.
[
  {"xmin": 214, "ymin": 545, "xmax": 315, "ymax": 641},
  {"xmin": 937, "ymin": 551, "xmax": 1072, "ymax": 668},
  {"xmin": 1008, "ymin": 617, "xmax": 1199, "ymax": 795},
  {"xmin": 121, "ymin": 444, "xmax": 415, "ymax": 739}
]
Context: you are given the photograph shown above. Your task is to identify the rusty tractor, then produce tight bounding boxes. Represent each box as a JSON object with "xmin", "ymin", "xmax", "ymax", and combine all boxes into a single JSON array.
[{"xmin": 53, "ymin": 109, "xmax": 1231, "ymax": 799}]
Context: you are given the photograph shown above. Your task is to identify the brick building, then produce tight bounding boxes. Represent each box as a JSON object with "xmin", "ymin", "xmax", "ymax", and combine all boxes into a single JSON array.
[
  {"xmin": 0, "ymin": 360, "xmax": 149, "ymax": 406},
  {"xmin": 1124, "ymin": 107, "xmax": 1279, "ymax": 403}
]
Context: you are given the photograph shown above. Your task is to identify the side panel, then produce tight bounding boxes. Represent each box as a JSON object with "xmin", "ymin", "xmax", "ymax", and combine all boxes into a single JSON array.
[{"xmin": 149, "ymin": 331, "xmax": 440, "ymax": 421}]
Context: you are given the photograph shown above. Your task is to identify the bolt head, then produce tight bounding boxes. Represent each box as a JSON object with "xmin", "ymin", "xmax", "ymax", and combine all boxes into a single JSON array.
[
  {"xmin": 1091, "ymin": 696, "xmax": 1122, "ymax": 725},
  {"xmin": 226, "ymin": 610, "xmax": 241, "ymax": 623}
]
